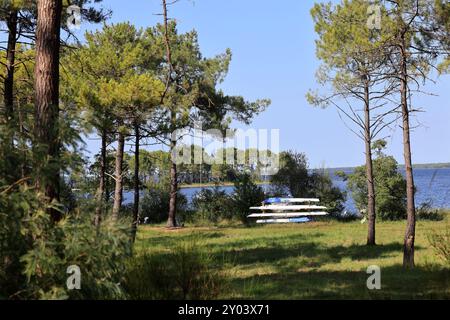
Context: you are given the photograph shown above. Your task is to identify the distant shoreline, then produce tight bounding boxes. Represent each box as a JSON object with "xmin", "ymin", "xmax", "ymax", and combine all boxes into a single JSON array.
[
  {"xmin": 328, "ymin": 162, "xmax": 450, "ymax": 172},
  {"xmin": 179, "ymin": 163, "xmax": 450, "ymax": 189},
  {"xmin": 180, "ymin": 181, "xmax": 267, "ymax": 189},
  {"xmin": 400, "ymin": 163, "xmax": 450, "ymax": 169}
]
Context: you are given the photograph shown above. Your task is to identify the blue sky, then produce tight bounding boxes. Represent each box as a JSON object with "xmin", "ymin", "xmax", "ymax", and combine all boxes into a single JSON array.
[{"xmin": 75, "ymin": 0, "xmax": 450, "ymax": 168}]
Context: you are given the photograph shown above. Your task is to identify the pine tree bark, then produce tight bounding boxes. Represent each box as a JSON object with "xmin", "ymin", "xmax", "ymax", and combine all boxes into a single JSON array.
[
  {"xmin": 131, "ymin": 122, "xmax": 140, "ymax": 242},
  {"xmin": 167, "ymin": 111, "xmax": 178, "ymax": 228},
  {"xmin": 2, "ymin": 10, "xmax": 19, "ymax": 184},
  {"xmin": 399, "ymin": 34, "xmax": 416, "ymax": 268},
  {"xmin": 112, "ymin": 130, "xmax": 125, "ymax": 220},
  {"xmin": 18, "ymin": 100, "xmax": 27, "ymax": 178},
  {"xmin": 34, "ymin": 0, "xmax": 62, "ymax": 222},
  {"xmin": 167, "ymin": 150, "xmax": 178, "ymax": 228},
  {"xmin": 4, "ymin": 9, "xmax": 18, "ymax": 121},
  {"xmin": 364, "ymin": 78, "xmax": 376, "ymax": 246},
  {"xmin": 94, "ymin": 128, "xmax": 107, "ymax": 227}
]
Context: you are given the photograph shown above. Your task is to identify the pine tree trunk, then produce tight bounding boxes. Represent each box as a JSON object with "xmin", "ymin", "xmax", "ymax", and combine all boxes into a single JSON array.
[
  {"xmin": 94, "ymin": 128, "xmax": 107, "ymax": 227},
  {"xmin": 167, "ymin": 152, "xmax": 178, "ymax": 228},
  {"xmin": 364, "ymin": 79, "xmax": 376, "ymax": 246},
  {"xmin": 400, "ymin": 35, "xmax": 416, "ymax": 268},
  {"xmin": 2, "ymin": 10, "xmax": 18, "ymax": 184},
  {"xmin": 167, "ymin": 112, "xmax": 178, "ymax": 228},
  {"xmin": 34, "ymin": 0, "xmax": 62, "ymax": 222},
  {"xmin": 112, "ymin": 131, "xmax": 125, "ymax": 220},
  {"xmin": 4, "ymin": 9, "xmax": 18, "ymax": 121},
  {"xmin": 17, "ymin": 99, "xmax": 26, "ymax": 178},
  {"xmin": 131, "ymin": 122, "xmax": 140, "ymax": 242},
  {"xmin": 105, "ymin": 165, "xmax": 111, "ymax": 204}
]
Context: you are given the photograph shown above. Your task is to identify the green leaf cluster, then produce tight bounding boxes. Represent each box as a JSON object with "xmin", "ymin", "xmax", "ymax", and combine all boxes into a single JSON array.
[
  {"xmin": 0, "ymin": 183, "xmax": 131, "ymax": 299},
  {"xmin": 346, "ymin": 151, "xmax": 407, "ymax": 220}
]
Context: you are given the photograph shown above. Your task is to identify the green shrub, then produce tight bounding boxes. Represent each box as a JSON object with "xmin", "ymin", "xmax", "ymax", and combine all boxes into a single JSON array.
[
  {"xmin": 124, "ymin": 236, "xmax": 226, "ymax": 299},
  {"xmin": 0, "ymin": 183, "xmax": 131, "ymax": 300},
  {"xmin": 428, "ymin": 227, "xmax": 450, "ymax": 265},
  {"xmin": 190, "ymin": 174, "xmax": 266, "ymax": 225},
  {"xmin": 140, "ymin": 185, "xmax": 188, "ymax": 224},
  {"xmin": 271, "ymin": 151, "xmax": 309, "ymax": 197},
  {"xmin": 309, "ymin": 169, "xmax": 346, "ymax": 217},
  {"xmin": 270, "ymin": 151, "xmax": 346, "ymax": 216},
  {"xmin": 417, "ymin": 200, "xmax": 444, "ymax": 221},
  {"xmin": 191, "ymin": 187, "xmax": 232, "ymax": 223},
  {"xmin": 231, "ymin": 173, "xmax": 266, "ymax": 224},
  {"xmin": 346, "ymin": 155, "xmax": 407, "ymax": 220},
  {"xmin": 20, "ymin": 213, "xmax": 131, "ymax": 300},
  {"xmin": 0, "ymin": 183, "xmax": 35, "ymax": 298}
]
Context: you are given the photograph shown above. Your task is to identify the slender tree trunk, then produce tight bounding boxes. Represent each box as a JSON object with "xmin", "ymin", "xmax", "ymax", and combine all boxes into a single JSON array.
[
  {"xmin": 4, "ymin": 9, "xmax": 18, "ymax": 121},
  {"xmin": 364, "ymin": 79, "xmax": 376, "ymax": 246},
  {"xmin": 131, "ymin": 122, "xmax": 140, "ymax": 242},
  {"xmin": 2, "ymin": 10, "xmax": 19, "ymax": 184},
  {"xmin": 94, "ymin": 128, "xmax": 107, "ymax": 227},
  {"xmin": 17, "ymin": 99, "xmax": 26, "ymax": 178},
  {"xmin": 400, "ymin": 36, "xmax": 416, "ymax": 268},
  {"xmin": 105, "ymin": 167, "xmax": 111, "ymax": 204},
  {"xmin": 34, "ymin": 0, "xmax": 62, "ymax": 222},
  {"xmin": 112, "ymin": 131, "xmax": 125, "ymax": 220},
  {"xmin": 162, "ymin": 0, "xmax": 179, "ymax": 228},
  {"xmin": 167, "ymin": 111, "xmax": 178, "ymax": 228},
  {"xmin": 167, "ymin": 147, "xmax": 178, "ymax": 228}
]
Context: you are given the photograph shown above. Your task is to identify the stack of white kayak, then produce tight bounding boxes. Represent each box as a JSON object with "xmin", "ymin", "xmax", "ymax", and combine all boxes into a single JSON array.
[{"xmin": 247, "ymin": 198, "xmax": 328, "ymax": 224}]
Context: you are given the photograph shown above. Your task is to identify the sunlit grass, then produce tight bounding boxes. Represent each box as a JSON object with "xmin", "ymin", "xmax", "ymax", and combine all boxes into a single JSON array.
[{"xmin": 136, "ymin": 213, "xmax": 450, "ymax": 299}]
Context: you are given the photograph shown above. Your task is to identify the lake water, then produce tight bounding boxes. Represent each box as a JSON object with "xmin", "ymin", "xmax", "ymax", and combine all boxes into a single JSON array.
[{"xmin": 178, "ymin": 168, "xmax": 450, "ymax": 213}]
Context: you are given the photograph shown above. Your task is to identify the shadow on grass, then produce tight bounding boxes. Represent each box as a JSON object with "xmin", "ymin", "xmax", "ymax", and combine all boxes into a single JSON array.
[
  {"xmin": 230, "ymin": 264, "xmax": 450, "ymax": 299},
  {"xmin": 136, "ymin": 227, "xmax": 448, "ymax": 299},
  {"xmin": 145, "ymin": 230, "xmax": 422, "ymax": 270},
  {"xmin": 219, "ymin": 240, "xmax": 414, "ymax": 267}
]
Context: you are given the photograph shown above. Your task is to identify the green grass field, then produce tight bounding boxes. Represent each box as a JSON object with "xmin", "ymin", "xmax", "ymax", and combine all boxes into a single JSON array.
[{"xmin": 136, "ymin": 215, "xmax": 450, "ymax": 299}]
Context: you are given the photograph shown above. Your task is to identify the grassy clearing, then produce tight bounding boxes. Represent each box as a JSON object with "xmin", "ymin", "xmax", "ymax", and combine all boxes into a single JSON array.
[{"xmin": 135, "ymin": 214, "xmax": 450, "ymax": 299}]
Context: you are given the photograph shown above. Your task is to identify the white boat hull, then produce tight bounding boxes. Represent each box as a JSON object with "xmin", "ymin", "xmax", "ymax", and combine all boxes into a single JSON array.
[
  {"xmin": 250, "ymin": 205, "xmax": 327, "ymax": 211},
  {"xmin": 256, "ymin": 218, "xmax": 311, "ymax": 224},
  {"xmin": 248, "ymin": 212, "xmax": 328, "ymax": 218}
]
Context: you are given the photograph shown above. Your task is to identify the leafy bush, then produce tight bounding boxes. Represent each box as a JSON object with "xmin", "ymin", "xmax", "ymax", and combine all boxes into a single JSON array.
[
  {"xmin": 346, "ymin": 155, "xmax": 407, "ymax": 220},
  {"xmin": 0, "ymin": 183, "xmax": 131, "ymax": 300},
  {"xmin": 189, "ymin": 174, "xmax": 265, "ymax": 225},
  {"xmin": 230, "ymin": 173, "xmax": 266, "ymax": 224},
  {"xmin": 140, "ymin": 184, "xmax": 188, "ymax": 224},
  {"xmin": 271, "ymin": 151, "xmax": 309, "ymax": 197},
  {"xmin": 21, "ymin": 214, "xmax": 131, "ymax": 300},
  {"xmin": 309, "ymin": 169, "xmax": 346, "ymax": 217},
  {"xmin": 0, "ymin": 182, "xmax": 35, "ymax": 298},
  {"xmin": 417, "ymin": 200, "xmax": 444, "ymax": 221},
  {"xmin": 428, "ymin": 227, "xmax": 450, "ymax": 265},
  {"xmin": 124, "ymin": 236, "xmax": 226, "ymax": 299},
  {"xmin": 270, "ymin": 151, "xmax": 346, "ymax": 216},
  {"xmin": 191, "ymin": 187, "xmax": 232, "ymax": 223}
]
